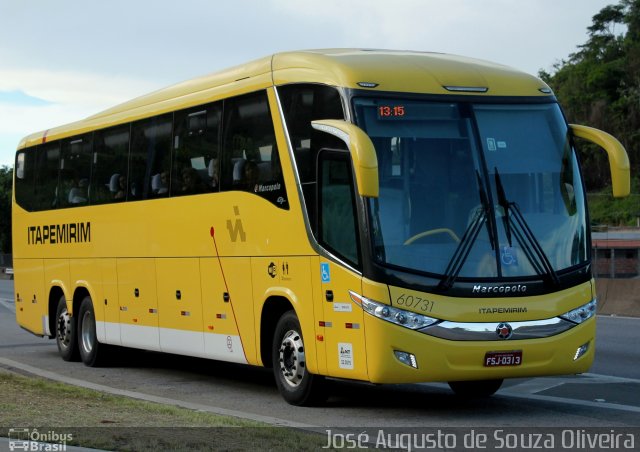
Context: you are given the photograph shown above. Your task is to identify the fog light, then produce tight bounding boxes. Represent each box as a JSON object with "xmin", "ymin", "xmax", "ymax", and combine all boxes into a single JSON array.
[
  {"xmin": 574, "ymin": 342, "xmax": 590, "ymax": 361},
  {"xmin": 394, "ymin": 350, "xmax": 418, "ymax": 369}
]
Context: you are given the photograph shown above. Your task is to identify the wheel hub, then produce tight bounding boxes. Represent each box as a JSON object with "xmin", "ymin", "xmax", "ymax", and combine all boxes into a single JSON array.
[
  {"xmin": 278, "ymin": 329, "xmax": 306, "ymax": 387},
  {"xmin": 81, "ymin": 310, "xmax": 95, "ymax": 354},
  {"xmin": 57, "ymin": 310, "xmax": 72, "ymax": 348}
]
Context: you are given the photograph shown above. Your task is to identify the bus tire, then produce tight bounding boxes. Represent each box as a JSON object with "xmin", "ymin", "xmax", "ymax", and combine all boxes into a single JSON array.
[
  {"xmin": 78, "ymin": 296, "xmax": 110, "ymax": 367},
  {"xmin": 272, "ymin": 310, "xmax": 327, "ymax": 406},
  {"xmin": 55, "ymin": 295, "xmax": 79, "ymax": 362},
  {"xmin": 448, "ymin": 379, "xmax": 503, "ymax": 398}
]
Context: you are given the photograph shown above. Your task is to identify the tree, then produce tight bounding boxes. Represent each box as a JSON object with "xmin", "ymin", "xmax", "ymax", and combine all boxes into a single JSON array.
[
  {"xmin": 543, "ymin": 0, "xmax": 640, "ymax": 191},
  {"xmin": 0, "ymin": 166, "xmax": 12, "ymax": 254}
]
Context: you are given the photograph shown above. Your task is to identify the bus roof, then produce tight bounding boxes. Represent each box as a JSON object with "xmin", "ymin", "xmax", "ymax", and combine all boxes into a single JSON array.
[{"xmin": 18, "ymin": 49, "xmax": 552, "ymax": 149}]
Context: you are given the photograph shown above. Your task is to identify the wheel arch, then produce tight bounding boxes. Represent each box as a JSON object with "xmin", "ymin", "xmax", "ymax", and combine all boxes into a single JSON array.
[
  {"xmin": 72, "ymin": 286, "xmax": 92, "ymax": 322},
  {"xmin": 259, "ymin": 295, "xmax": 295, "ymax": 369},
  {"xmin": 47, "ymin": 285, "xmax": 66, "ymax": 338}
]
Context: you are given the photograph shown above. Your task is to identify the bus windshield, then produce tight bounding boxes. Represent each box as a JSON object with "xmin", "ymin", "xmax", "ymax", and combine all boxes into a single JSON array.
[{"xmin": 353, "ymin": 97, "xmax": 588, "ymax": 280}]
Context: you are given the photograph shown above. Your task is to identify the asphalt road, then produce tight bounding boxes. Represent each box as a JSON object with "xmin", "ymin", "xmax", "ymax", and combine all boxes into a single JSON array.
[{"xmin": 1, "ymin": 279, "xmax": 639, "ymax": 431}]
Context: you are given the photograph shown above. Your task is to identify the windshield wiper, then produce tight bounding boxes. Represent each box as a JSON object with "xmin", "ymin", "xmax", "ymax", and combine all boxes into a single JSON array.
[
  {"xmin": 494, "ymin": 168, "xmax": 560, "ymax": 286},
  {"xmin": 439, "ymin": 171, "xmax": 497, "ymax": 291}
]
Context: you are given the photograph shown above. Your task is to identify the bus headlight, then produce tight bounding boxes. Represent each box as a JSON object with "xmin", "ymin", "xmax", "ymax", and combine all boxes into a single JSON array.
[
  {"xmin": 560, "ymin": 299, "xmax": 597, "ymax": 324},
  {"xmin": 349, "ymin": 291, "xmax": 439, "ymax": 330}
]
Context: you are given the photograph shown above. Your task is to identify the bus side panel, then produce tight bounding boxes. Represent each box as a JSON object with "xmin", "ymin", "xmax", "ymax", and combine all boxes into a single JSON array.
[
  {"xmin": 100, "ymin": 258, "xmax": 121, "ymax": 346},
  {"xmin": 219, "ymin": 257, "xmax": 256, "ymax": 365},
  {"xmin": 44, "ymin": 260, "xmax": 70, "ymax": 308},
  {"xmin": 314, "ymin": 258, "xmax": 369, "ymax": 381},
  {"xmin": 157, "ymin": 258, "xmax": 205, "ymax": 357},
  {"xmin": 117, "ymin": 258, "xmax": 160, "ymax": 351},
  {"xmin": 70, "ymin": 258, "xmax": 104, "ymax": 342},
  {"xmin": 199, "ymin": 258, "xmax": 246, "ymax": 364},
  {"xmin": 251, "ymin": 256, "xmax": 318, "ymax": 372},
  {"xmin": 310, "ymin": 257, "xmax": 327, "ymax": 376},
  {"xmin": 14, "ymin": 258, "xmax": 46, "ymax": 336}
]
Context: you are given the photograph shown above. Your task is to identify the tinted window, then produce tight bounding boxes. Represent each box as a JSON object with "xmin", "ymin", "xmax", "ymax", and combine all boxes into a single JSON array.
[
  {"xmin": 318, "ymin": 151, "xmax": 360, "ymax": 266},
  {"xmin": 278, "ymin": 84, "xmax": 344, "ymax": 219},
  {"xmin": 130, "ymin": 114, "xmax": 172, "ymax": 200},
  {"xmin": 33, "ymin": 143, "xmax": 61, "ymax": 211},
  {"xmin": 15, "ymin": 149, "xmax": 36, "ymax": 211},
  {"xmin": 93, "ymin": 126, "xmax": 130, "ymax": 203},
  {"xmin": 221, "ymin": 91, "xmax": 288, "ymax": 208},
  {"xmin": 60, "ymin": 135, "xmax": 92, "ymax": 208},
  {"xmin": 15, "ymin": 91, "xmax": 293, "ymax": 211},
  {"xmin": 173, "ymin": 103, "xmax": 221, "ymax": 196}
]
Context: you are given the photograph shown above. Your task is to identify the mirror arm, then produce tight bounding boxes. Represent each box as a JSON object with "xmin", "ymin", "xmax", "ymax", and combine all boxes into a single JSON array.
[
  {"xmin": 311, "ymin": 120, "xmax": 379, "ymax": 197},
  {"xmin": 570, "ymin": 124, "xmax": 630, "ymax": 198}
]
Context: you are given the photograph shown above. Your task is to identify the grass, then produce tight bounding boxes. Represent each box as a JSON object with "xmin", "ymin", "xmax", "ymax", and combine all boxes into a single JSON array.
[
  {"xmin": 0, "ymin": 370, "xmax": 329, "ymax": 451},
  {"xmin": 587, "ymin": 177, "xmax": 640, "ymax": 227}
]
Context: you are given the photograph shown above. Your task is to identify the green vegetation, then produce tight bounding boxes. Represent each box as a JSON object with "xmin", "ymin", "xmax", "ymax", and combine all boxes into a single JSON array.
[
  {"xmin": 0, "ymin": 370, "xmax": 328, "ymax": 451},
  {"xmin": 0, "ymin": 166, "xmax": 10, "ymax": 253},
  {"xmin": 540, "ymin": 0, "xmax": 640, "ymax": 225},
  {"xmin": 588, "ymin": 177, "xmax": 640, "ymax": 226}
]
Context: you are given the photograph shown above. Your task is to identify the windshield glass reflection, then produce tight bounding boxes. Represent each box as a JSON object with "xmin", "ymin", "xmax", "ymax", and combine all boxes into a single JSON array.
[{"xmin": 353, "ymin": 98, "xmax": 587, "ymax": 280}]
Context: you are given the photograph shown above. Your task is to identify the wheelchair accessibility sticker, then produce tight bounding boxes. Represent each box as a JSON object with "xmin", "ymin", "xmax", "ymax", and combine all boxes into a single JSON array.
[
  {"xmin": 321, "ymin": 262, "xmax": 331, "ymax": 283},
  {"xmin": 501, "ymin": 246, "xmax": 518, "ymax": 266}
]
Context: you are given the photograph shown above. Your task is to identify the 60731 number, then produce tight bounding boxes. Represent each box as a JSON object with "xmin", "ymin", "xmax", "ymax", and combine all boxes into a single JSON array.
[{"xmin": 394, "ymin": 294, "xmax": 435, "ymax": 312}]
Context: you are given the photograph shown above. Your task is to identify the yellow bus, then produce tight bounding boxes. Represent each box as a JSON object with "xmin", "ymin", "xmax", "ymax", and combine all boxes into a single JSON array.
[{"xmin": 12, "ymin": 49, "xmax": 630, "ymax": 405}]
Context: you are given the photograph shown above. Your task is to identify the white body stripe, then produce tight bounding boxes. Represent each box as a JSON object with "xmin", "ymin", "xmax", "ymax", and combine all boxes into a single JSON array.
[{"xmin": 96, "ymin": 321, "xmax": 247, "ymax": 364}]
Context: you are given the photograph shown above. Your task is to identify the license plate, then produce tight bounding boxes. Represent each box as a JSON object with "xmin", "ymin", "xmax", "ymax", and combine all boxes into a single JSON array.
[{"xmin": 484, "ymin": 350, "xmax": 522, "ymax": 367}]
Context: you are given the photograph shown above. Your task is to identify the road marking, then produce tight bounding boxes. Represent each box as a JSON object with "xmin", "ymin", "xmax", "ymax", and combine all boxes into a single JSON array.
[
  {"xmin": 0, "ymin": 299, "xmax": 15, "ymax": 313},
  {"xmin": 501, "ymin": 378, "xmax": 567, "ymax": 394},
  {"xmin": 499, "ymin": 372, "xmax": 640, "ymax": 414},
  {"xmin": 498, "ymin": 390, "xmax": 640, "ymax": 414},
  {"xmin": 500, "ymin": 373, "xmax": 640, "ymax": 396},
  {"xmin": 581, "ymin": 372, "xmax": 640, "ymax": 384},
  {"xmin": 419, "ymin": 373, "xmax": 640, "ymax": 414},
  {"xmin": 597, "ymin": 314, "xmax": 640, "ymax": 321},
  {"xmin": 0, "ymin": 357, "xmax": 317, "ymax": 429}
]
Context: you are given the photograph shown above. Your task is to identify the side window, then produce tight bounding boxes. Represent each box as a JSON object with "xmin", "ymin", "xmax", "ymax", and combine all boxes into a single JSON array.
[
  {"xmin": 221, "ymin": 91, "xmax": 288, "ymax": 208},
  {"xmin": 173, "ymin": 103, "xmax": 221, "ymax": 196},
  {"xmin": 278, "ymin": 84, "xmax": 345, "ymax": 220},
  {"xmin": 318, "ymin": 151, "xmax": 360, "ymax": 267},
  {"xmin": 33, "ymin": 142, "xmax": 61, "ymax": 211},
  {"xmin": 130, "ymin": 114, "xmax": 172, "ymax": 200},
  {"xmin": 60, "ymin": 134, "xmax": 92, "ymax": 208},
  {"xmin": 92, "ymin": 126, "xmax": 130, "ymax": 204},
  {"xmin": 15, "ymin": 149, "xmax": 36, "ymax": 211}
]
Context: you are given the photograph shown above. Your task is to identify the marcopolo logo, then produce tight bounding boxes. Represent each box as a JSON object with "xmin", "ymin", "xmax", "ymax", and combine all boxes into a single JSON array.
[{"xmin": 472, "ymin": 284, "xmax": 527, "ymax": 295}]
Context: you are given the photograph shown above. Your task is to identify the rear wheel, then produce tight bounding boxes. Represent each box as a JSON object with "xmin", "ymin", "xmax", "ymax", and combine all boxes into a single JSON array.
[
  {"xmin": 55, "ymin": 296, "xmax": 79, "ymax": 361},
  {"xmin": 448, "ymin": 379, "xmax": 503, "ymax": 398},
  {"xmin": 272, "ymin": 310, "xmax": 327, "ymax": 406},
  {"xmin": 78, "ymin": 295, "xmax": 110, "ymax": 366}
]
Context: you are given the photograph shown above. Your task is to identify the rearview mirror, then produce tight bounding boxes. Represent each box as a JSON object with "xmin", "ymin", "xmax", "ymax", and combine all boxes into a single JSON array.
[
  {"xmin": 311, "ymin": 120, "xmax": 378, "ymax": 197},
  {"xmin": 570, "ymin": 124, "xmax": 630, "ymax": 198}
]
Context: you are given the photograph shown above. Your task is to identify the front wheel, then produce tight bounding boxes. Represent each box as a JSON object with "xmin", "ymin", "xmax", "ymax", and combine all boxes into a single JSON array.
[
  {"xmin": 78, "ymin": 296, "xmax": 111, "ymax": 367},
  {"xmin": 55, "ymin": 296, "xmax": 79, "ymax": 362},
  {"xmin": 272, "ymin": 311, "xmax": 327, "ymax": 406},
  {"xmin": 448, "ymin": 379, "xmax": 503, "ymax": 398}
]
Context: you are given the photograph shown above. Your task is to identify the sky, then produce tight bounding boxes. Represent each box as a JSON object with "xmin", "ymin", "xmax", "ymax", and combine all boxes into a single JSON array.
[{"xmin": 0, "ymin": 0, "xmax": 618, "ymax": 167}]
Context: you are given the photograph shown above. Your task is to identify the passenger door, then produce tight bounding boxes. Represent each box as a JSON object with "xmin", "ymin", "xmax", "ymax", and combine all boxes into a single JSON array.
[{"xmin": 313, "ymin": 150, "xmax": 368, "ymax": 380}]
